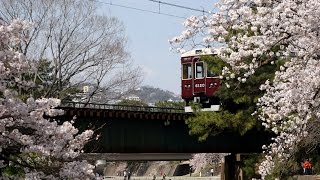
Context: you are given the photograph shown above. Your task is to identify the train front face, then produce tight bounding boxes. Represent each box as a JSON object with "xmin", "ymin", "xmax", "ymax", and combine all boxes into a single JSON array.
[{"xmin": 181, "ymin": 49, "xmax": 220, "ymax": 105}]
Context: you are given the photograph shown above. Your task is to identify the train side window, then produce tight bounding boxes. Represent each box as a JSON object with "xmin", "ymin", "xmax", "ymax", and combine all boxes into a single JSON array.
[
  {"xmin": 182, "ymin": 63, "xmax": 192, "ymax": 79},
  {"xmin": 195, "ymin": 62, "xmax": 204, "ymax": 78}
]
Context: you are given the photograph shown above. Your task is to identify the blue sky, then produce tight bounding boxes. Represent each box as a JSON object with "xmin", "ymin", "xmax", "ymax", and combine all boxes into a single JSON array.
[{"xmin": 98, "ymin": 0, "xmax": 217, "ymax": 94}]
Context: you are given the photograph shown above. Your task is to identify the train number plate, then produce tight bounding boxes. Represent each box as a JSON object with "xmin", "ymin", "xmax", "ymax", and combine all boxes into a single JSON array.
[{"xmin": 195, "ymin": 83, "xmax": 205, "ymax": 88}]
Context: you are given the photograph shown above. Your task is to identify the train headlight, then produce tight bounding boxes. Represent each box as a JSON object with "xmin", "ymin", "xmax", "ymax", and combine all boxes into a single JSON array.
[
  {"xmin": 209, "ymin": 82, "xmax": 217, "ymax": 88},
  {"xmin": 184, "ymin": 84, "xmax": 191, "ymax": 88}
]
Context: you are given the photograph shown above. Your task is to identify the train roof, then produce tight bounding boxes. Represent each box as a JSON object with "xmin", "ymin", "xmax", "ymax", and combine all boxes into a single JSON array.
[{"xmin": 181, "ymin": 48, "xmax": 220, "ymax": 57}]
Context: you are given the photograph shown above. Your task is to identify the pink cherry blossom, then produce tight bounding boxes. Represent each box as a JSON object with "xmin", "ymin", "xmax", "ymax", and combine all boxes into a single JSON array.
[{"xmin": 0, "ymin": 20, "xmax": 97, "ymax": 179}]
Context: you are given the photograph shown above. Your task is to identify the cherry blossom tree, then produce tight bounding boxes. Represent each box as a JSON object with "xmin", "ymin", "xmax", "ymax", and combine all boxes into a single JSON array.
[
  {"xmin": 115, "ymin": 162, "xmax": 127, "ymax": 176},
  {"xmin": 0, "ymin": 0, "xmax": 142, "ymax": 102},
  {"xmin": 172, "ymin": 0, "xmax": 320, "ymax": 178},
  {"xmin": 189, "ymin": 153, "xmax": 225, "ymax": 173},
  {"xmin": 0, "ymin": 20, "xmax": 98, "ymax": 179}
]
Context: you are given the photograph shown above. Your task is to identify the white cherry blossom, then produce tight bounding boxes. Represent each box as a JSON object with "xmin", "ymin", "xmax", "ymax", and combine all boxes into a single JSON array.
[
  {"xmin": 172, "ymin": 0, "xmax": 320, "ymax": 178},
  {"xmin": 0, "ymin": 20, "xmax": 97, "ymax": 179}
]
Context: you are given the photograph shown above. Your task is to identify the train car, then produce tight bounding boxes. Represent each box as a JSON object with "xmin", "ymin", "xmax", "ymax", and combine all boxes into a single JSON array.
[{"xmin": 181, "ymin": 48, "xmax": 221, "ymax": 112}]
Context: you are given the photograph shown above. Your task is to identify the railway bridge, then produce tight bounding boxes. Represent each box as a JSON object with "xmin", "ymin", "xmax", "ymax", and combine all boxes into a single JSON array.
[
  {"xmin": 57, "ymin": 102, "xmax": 273, "ymax": 179},
  {"xmin": 58, "ymin": 102, "xmax": 272, "ymax": 154}
]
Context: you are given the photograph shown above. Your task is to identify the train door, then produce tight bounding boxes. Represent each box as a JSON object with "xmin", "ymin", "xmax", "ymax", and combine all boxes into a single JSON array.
[
  {"xmin": 181, "ymin": 61, "xmax": 193, "ymax": 100},
  {"xmin": 193, "ymin": 58, "xmax": 205, "ymax": 95}
]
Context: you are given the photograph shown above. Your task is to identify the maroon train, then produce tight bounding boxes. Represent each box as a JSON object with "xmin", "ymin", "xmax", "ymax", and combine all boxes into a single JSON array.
[{"xmin": 180, "ymin": 48, "xmax": 221, "ymax": 110}]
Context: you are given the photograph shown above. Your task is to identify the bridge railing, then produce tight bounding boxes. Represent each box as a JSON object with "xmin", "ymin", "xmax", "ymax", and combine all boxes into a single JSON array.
[{"xmin": 60, "ymin": 101, "xmax": 186, "ymax": 113}]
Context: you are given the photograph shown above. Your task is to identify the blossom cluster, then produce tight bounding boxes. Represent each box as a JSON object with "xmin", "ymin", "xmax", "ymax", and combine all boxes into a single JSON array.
[
  {"xmin": 172, "ymin": 0, "xmax": 320, "ymax": 178},
  {"xmin": 189, "ymin": 153, "xmax": 225, "ymax": 172},
  {"xmin": 0, "ymin": 20, "xmax": 97, "ymax": 179}
]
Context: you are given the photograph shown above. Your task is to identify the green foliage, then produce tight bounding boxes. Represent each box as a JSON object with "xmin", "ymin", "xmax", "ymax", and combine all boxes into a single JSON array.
[
  {"xmin": 117, "ymin": 99, "xmax": 148, "ymax": 106},
  {"xmin": 34, "ymin": 59, "xmax": 54, "ymax": 87},
  {"xmin": 1, "ymin": 165, "xmax": 24, "ymax": 179},
  {"xmin": 310, "ymin": 155, "xmax": 320, "ymax": 175},
  {"xmin": 8, "ymin": 59, "xmax": 53, "ymax": 101},
  {"xmin": 59, "ymin": 87, "xmax": 82, "ymax": 101},
  {"xmin": 241, "ymin": 154, "xmax": 263, "ymax": 179},
  {"xmin": 155, "ymin": 101, "xmax": 185, "ymax": 109},
  {"xmin": 131, "ymin": 86, "xmax": 181, "ymax": 104},
  {"xmin": 19, "ymin": 59, "xmax": 55, "ymax": 99},
  {"xmin": 201, "ymin": 55, "xmax": 229, "ymax": 75},
  {"xmin": 187, "ymin": 60, "xmax": 281, "ymax": 140},
  {"xmin": 19, "ymin": 59, "xmax": 82, "ymax": 100},
  {"xmin": 257, "ymin": 137, "xmax": 320, "ymax": 179},
  {"xmin": 187, "ymin": 111, "xmax": 232, "ymax": 141},
  {"xmin": 264, "ymin": 157, "xmax": 300, "ymax": 180},
  {"xmin": 1, "ymin": 152, "xmax": 54, "ymax": 178},
  {"xmin": 188, "ymin": 110, "xmax": 257, "ymax": 141}
]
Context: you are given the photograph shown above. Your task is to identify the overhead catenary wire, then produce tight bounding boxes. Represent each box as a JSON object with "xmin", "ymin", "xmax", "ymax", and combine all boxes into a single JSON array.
[
  {"xmin": 149, "ymin": 0, "xmax": 210, "ymax": 14},
  {"xmin": 89, "ymin": 0, "xmax": 187, "ymax": 19}
]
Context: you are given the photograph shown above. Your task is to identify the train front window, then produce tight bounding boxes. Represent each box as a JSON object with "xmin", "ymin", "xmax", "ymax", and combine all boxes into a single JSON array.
[
  {"xmin": 182, "ymin": 63, "xmax": 192, "ymax": 79},
  {"xmin": 207, "ymin": 69, "xmax": 216, "ymax": 77},
  {"xmin": 195, "ymin": 62, "xmax": 204, "ymax": 78}
]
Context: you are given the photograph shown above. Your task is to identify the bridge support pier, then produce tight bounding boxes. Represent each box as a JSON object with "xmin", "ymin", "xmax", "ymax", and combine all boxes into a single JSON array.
[{"xmin": 221, "ymin": 154, "xmax": 243, "ymax": 180}]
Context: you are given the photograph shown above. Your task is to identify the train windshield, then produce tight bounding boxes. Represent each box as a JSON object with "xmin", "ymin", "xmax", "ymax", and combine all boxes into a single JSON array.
[
  {"xmin": 182, "ymin": 63, "xmax": 192, "ymax": 79},
  {"xmin": 195, "ymin": 62, "xmax": 204, "ymax": 78},
  {"xmin": 207, "ymin": 68, "xmax": 216, "ymax": 77}
]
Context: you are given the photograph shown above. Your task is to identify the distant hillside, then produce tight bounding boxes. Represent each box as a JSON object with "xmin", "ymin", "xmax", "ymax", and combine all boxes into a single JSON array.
[
  {"xmin": 128, "ymin": 86, "xmax": 181, "ymax": 104},
  {"xmin": 69, "ymin": 84, "xmax": 182, "ymax": 104}
]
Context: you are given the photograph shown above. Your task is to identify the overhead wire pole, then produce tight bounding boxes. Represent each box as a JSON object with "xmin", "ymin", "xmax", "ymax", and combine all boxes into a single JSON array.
[{"xmin": 149, "ymin": 0, "xmax": 210, "ymax": 14}]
